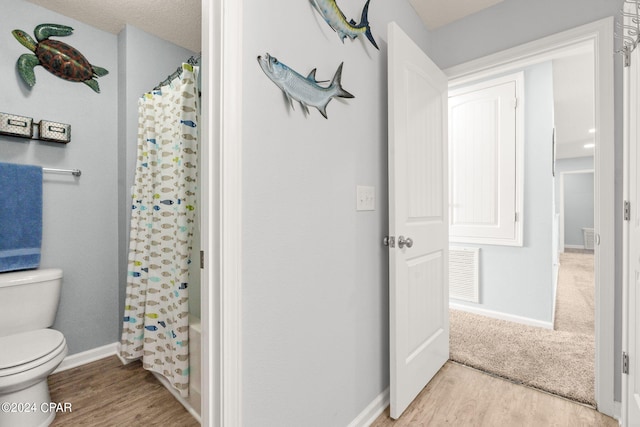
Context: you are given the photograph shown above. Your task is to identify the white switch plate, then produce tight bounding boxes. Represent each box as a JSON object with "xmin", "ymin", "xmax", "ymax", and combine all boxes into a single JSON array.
[{"xmin": 356, "ymin": 185, "xmax": 375, "ymax": 211}]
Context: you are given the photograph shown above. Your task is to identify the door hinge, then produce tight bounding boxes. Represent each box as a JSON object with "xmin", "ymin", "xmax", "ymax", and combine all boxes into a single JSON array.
[
  {"xmin": 200, "ymin": 250, "xmax": 204, "ymax": 269},
  {"xmin": 623, "ymin": 352, "xmax": 630, "ymax": 375},
  {"xmin": 515, "ymin": 212, "xmax": 519, "ymax": 222},
  {"xmin": 513, "ymin": 97, "xmax": 518, "ymax": 109},
  {"xmin": 383, "ymin": 236, "xmax": 395, "ymax": 248},
  {"xmin": 625, "ymin": 201, "xmax": 631, "ymax": 221}
]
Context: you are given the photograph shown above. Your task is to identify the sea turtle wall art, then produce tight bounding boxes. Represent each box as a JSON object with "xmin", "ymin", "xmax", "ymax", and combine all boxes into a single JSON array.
[{"xmin": 12, "ymin": 23, "xmax": 109, "ymax": 93}]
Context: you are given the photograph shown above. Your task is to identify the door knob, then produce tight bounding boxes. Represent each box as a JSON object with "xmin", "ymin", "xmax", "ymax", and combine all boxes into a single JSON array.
[{"xmin": 398, "ymin": 235, "xmax": 413, "ymax": 249}]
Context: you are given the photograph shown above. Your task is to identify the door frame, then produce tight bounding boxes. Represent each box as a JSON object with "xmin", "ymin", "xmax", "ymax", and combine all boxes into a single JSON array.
[
  {"xmin": 202, "ymin": 0, "xmax": 244, "ymax": 425},
  {"xmin": 445, "ymin": 17, "xmax": 615, "ymax": 416},
  {"xmin": 622, "ymin": 1, "xmax": 640, "ymax": 421}
]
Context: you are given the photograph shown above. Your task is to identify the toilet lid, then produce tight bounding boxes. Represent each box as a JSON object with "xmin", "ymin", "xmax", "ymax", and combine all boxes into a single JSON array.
[{"xmin": 0, "ymin": 329, "xmax": 65, "ymax": 371}]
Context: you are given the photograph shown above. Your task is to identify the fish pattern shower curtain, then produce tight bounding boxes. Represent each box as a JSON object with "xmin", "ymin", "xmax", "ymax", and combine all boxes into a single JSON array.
[{"xmin": 120, "ymin": 63, "xmax": 199, "ymax": 396}]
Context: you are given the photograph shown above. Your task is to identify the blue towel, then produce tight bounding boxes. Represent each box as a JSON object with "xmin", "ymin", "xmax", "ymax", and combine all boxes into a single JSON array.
[{"xmin": 0, "ymin": 162, "xmax": 42, "ymax": 272}]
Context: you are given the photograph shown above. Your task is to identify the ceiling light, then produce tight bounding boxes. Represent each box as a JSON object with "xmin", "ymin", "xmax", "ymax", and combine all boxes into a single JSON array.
[
  {"xmin": 588, "ymin": 128, "xmax": 596, "ymax": 133},
  {"xmin": 584, "ymin": 143, "xmax": 595, "ymax": 149}
]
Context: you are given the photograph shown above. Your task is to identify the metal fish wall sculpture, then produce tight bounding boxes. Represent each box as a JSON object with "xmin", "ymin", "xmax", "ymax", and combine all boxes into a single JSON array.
[
  {"xmin": 310, "ymin": 0, "xmax": 379, "ymax": 50},
  {"xmin": 257, "ymin": 53, "xmax": 354, "ymax": 119},
  {"xmin": 12, "ymin": 23, "xmax": 108, "ymax": 93}
]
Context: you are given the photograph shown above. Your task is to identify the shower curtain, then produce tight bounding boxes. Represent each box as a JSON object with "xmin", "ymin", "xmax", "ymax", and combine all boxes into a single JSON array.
[{"xmin": 120, "ymin": 63, "xmax": 199, "ymax": 397}]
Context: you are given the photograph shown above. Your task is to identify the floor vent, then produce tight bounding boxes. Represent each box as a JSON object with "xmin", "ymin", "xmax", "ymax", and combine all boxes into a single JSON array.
[{"xmin": 449, "ymin": 247, "xmax": 480, "ymax": 303}]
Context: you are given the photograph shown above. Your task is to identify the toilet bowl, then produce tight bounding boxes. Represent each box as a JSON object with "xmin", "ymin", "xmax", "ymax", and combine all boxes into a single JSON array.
[
  {"xmin": 0, "ymin": 269, "xmax": 67, "ymax": 427},
  {"xmin": 0, "ymin": 330, "xmax": 68, "ymax": 427}
]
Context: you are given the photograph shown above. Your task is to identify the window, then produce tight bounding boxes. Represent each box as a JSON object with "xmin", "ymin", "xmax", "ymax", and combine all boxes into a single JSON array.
[{"xmin": 448, "ymin": 73, "xmax": 524, "ymax": 246}]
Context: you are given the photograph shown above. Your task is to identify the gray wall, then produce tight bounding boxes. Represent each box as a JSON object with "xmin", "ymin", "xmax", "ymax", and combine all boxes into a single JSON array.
[
  {"xmin": 555, "ymin": 156, "xmax": 594, "ymax": 174},
  {"xmin": 554, "ymin": 156, "xmax": 594, "ymax": 212},
  {"xmin": 117, "ymin": 25, "xmax": 198, "ymax": 330},
  {"xmin": 555, "ymin": 157, "xmax": 595, "ymax": 248},
  {"xmin": 427, "ymin": 0, "xmax": 621, "ymax": 69},
  {"xmin": 564, "ymin": 172, "xmax": 594, "ymax": 247},
  {"xmin": 1, "ymin": 2, "xmax": 198, "ymax": 355},
  {"xmin": 451, "ymin": 62, "xmax": 555, "ymax": 323},
  {"xmin": 429, "ymin": 0, "xmax": 623, "ymax": 401},
  {"xmin": 241, "ymin": 0, "xmax": 429, "ymax": 425},
  {"xmin": 1, "ymin": 1, "xmax": 119, "ymax": 354}
]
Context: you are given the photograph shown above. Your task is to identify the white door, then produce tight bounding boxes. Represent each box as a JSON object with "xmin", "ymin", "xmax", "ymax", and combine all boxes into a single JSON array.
[
  {"xmin": 624, "ymin": 16, "xmax": 640, "ymax": 425},
  {"xmin": 387, "ymin": 22, "xmax": 449, "ymax": 419}
]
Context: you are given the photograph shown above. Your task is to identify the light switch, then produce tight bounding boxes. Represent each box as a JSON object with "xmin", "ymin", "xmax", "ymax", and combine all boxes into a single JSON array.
[{"xmin": 356, "ymin": 185, "xmax": 375, "ymax": 211}]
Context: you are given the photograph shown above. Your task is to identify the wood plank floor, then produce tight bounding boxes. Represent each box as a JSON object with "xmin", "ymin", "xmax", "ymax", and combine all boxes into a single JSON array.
[
  {"xmin": 46, "ymin": 355, "xmax": 617, "ymax": 426},
  {"xmin": 47, "ymin": 356, "xmax": 199, "ymax": 426},
  {"xmin": 372, "ymin": 362, "xmax": 618, "ymax": 427}
]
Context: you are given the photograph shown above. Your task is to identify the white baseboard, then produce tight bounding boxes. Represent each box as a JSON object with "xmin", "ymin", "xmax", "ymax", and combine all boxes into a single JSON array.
[
  {"xmin": 551, "ymin": 263, "xmax": 559, "ymax": 327},
  {"xmin": 450, "ymin": 302, "xmax": 553, "ymax": 330},
  {"xmin": 347, "ymin": 387, "xmax": 389, "ymax": 427},
  {"xmin": 53, "ymin": 342, "xmax": 119, "ymax": 374},
  {"xmin": 564, "ymin": 244, "xmax": 586, "ymax": 250}
]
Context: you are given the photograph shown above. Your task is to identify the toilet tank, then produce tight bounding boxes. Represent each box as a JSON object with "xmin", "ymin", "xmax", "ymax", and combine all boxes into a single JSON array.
[{"xmin": 0, "ymin": 268, "xmax": 63, "ymax": 337}]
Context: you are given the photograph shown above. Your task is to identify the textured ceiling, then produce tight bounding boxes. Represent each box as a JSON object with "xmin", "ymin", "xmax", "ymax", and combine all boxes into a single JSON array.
[
  {"xmin": 24, "ymin": 0, "xmax": 201, "ymax": 52},
  {"xmin": 409, "ymin": 0, "xmax": 505, "ymax": 30}
]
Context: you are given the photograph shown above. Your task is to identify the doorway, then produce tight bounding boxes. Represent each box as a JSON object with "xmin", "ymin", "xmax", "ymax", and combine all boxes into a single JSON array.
[
  {"xmin": 444, "ymin": 18, "xmax": 615, "ymax": 415},
  {"xmin": 559, "ymin": 169, "xmax": 595, "ymax": 254}
]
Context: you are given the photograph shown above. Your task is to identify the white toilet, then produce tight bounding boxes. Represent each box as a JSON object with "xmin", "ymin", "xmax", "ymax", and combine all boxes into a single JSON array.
[{"xmin": 0, "ymin": 268, "xmax": 68, "ymax": 427}]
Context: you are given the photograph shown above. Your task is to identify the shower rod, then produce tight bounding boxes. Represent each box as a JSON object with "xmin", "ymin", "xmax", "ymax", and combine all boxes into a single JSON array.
[
  {"xmin": 617, "ymin": 0, "xmax": 640, "ymax": 63},
  {"xmin": 153, "ymin": 54, "xmax": 201, "ymax": 91}
]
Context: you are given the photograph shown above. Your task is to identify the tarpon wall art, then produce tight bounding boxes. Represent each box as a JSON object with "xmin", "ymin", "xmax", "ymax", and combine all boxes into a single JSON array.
[
  {"xmin": 12, "ymin": 23, "xmax": 109, "ymax": 93},
  {"xmin": 257, "ymin": 53, "xmax": 354, "ymax": 119},
  {"xmin": 310, "ymin": 0, "xmax": 379, "ymax": 50}
]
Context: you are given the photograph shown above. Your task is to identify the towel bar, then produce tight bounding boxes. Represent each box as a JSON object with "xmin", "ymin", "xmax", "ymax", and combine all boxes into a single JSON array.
[{"xmin": 42, "ymin": 167, "xmax": 81, "ymax": 177}]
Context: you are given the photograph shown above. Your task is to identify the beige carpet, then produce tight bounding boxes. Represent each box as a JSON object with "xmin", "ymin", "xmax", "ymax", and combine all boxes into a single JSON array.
[
  {"xmin": 449, "ymin": 252, "xmax": 595, "ymax": 405},
  {"xmin": 554, "ymin": 252, "xmax": 595, "ymax": 334}
]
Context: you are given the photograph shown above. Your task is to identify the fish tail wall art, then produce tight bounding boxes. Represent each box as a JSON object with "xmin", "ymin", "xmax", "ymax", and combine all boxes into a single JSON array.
[
  {"xmin": 257, "ymin": 53, "xmax": 354, "ymax": 119},
  {"xmin": 310, "ymin": 0, "xmax": 379, "ymax": 50},
  {"xmin": 12, "ymin": 23, "xmax": 109, "ymax": 93}
]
